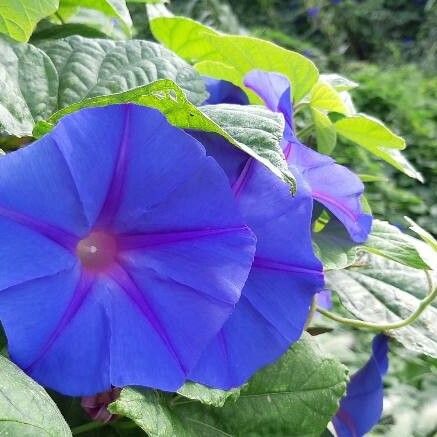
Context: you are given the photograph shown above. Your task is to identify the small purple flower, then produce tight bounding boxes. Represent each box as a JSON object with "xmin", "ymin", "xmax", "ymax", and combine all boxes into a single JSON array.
[
  {"xmin": 0, "ymin": 104, "xmax": 256, "ymax": 395},
  {"xmin": 187, "ymin": 133, "xmax": 324, "ymax": 388},
  {"xmin": 244, "ymin": 70, "xmax": 372, "ymax": 243},
  {"xmin": 331, "ymin": 0, "xmax": 342, "ymax": 5},
  {"xmin": 333, "ymin": 334, "xmax": 389, "ymax": 436},
  {"xmin": 307, "ymin": 6, "xmax": 321, "ymax": 18},
  {"xmin": 202, "ymin": 77, "xmax": 249, "ymax": 105}
]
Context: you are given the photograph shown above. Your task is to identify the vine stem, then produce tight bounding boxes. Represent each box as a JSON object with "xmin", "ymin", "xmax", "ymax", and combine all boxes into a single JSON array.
[
  {"xmin": 317, "ymin": 271, "xmax": 436, "ymax": 331},
  {"xmin": 296, "ymin": 123, "xmax": 314, "ymax": 141}
]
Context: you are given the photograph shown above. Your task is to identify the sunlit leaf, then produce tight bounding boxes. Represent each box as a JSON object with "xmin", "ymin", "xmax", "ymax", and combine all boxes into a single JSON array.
[
  {"xmin": 149, "ymin": 15, "xmax": 318, "ymax": 102},
  {"xmin": 0, "ymin": 0, "xmax": 59, "ymax": 42}
]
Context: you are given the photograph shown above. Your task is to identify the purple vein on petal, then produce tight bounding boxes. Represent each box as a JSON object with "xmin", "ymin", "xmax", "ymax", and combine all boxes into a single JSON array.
[
  {"xmin": 97, "ymin": 105, "xmax": 132, "ymax": 226},
  {"xmin": 108, "ymin": 263, "xmax": 186, "ymax": 375},
  {"xmin": 117, "ymin": 226, "xmax": 250, "ymax": 250},
  {"xmin": 232, "ymin": 158, "xmax": 255, "ymax": 198},
  {"xmin": 0, "ymin": 204, "xmax": 78, "ymax": 250},
  {"xmin": 25, "ymin": 268, "xmax": 94, "ymax": 373},
  {"xmin": 311, "ymin": 191, "xmax": 358, "ymax": 221},
  {"xmin": 253, "ymin": 257, "xmax": 323, "ymax": 276}
]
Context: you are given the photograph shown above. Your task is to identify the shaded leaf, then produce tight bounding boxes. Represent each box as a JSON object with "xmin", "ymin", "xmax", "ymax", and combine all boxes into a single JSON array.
[
  {"xmin": 0, "ymin": 355, "xmax": 71, "ymax": 436},
  {"xmin": 0, "ymin": 36, "xmax": 58, "ymax": 137},
  {"xmin": 37, "ymin": 35, "xmax": 207, "ymax": 108},
  {"xmin": 314, "ymin": 219, "xmax": 432, "ymax": 271},
  {"xmin": 326, "ymin": 253, "xmax": 437, "ymax": 357},
  {"xmin": 110, "ymin": 335, "xmax": 348, "ymax": 437}
]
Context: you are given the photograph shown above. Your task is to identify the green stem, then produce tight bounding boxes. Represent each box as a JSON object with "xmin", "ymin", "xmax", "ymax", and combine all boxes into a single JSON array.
[
  {"xmin": 296, "ymin": 123, "xmax": 314, "ymax": 141},
  {"xmin": 55, "ymin": 12, "xmax": 66, "ymax": 24},
  {"xmin": 71, "ymin": 421, "xmax": 106, "ymax": 435},
  {"xmin": 317, "ymin": 271, "xmax": 436, "ymax": 331},
  {"xmin": 293, "ymin": 102, "xmax": 308, "ymax": 116}
]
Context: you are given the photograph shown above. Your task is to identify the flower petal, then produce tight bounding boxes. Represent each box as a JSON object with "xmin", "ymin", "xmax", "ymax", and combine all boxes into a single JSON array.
[
  {"xmin": 203, "ymin": 77, "xmax": 249, "ymax": 105},
  {"xmin": 51, "ymin": 105, "xmax": 127, "ymax": 228},
  {"xmin": 0, "ymin": 217, "xmax": 76, "ymax": 291},
  {"xmin": 242, "ymin": 69, "xmax": 372, "ymax": 243},
  {"xmin": 0, "ymin": 134, "xmax": 90, "ymax": 236},
  {"xmin": 189, "ymin": 153, "xmax": 323, "ymax": 388},
  {"xmin": 102, "ymin": 105, "xmax": 214, "ymax": 232},
  {"xmin": 107, "ymin": 262, "xmax": 251, "ymax": 391},
  {"xmin": 0, "ymin": 264, "xmax": 111, "ymax": 396},
  {"xmin": 244, "ymin": 70, "xmax": 293, "ymax": 131},
  {"xmin": 286, "ymin": 139, "xmax": 372, "ymax": 243},
  {"xmin": 333, "ymin": 334, "xmax": 389, "ymax": 437}
]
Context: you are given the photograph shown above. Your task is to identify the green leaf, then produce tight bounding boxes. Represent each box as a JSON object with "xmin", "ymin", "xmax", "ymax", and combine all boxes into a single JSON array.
[
  {"xmin": 319, "ymin": 73, "xmax": 359, "ymax": 92},
  {"xmin": 0, "ymin": 0, "xmax": 59, "ymax": 42},
  {"xmin": 326, "ymin": 253, "xmax": 437, "ymax": 357},
  {"xmin": 59, "ymin": 0, "xmax": 132, "ymax": 35},
  {"xmin": 177, "ymin": 382, "xmax": 240, "ymax": 408},
  {"xmin": 149, "ymin": 15, "xmax": 318, "ymax": 102},
  {"xmin": 109, "ymin": 389, "xmax": 187, "ymax": 437},
  {"xmin": 37, "ymin": 79, "xmax": 295, "ymax": 191},
  {"xmin": 37, "ymin": 35, "xmax": 207, "ymax": 109},
  {"xmin": 0, "ymin": 355, "xmax": 71, "ymax": 436},
  {"xmin": 405, "ymin": 216, "xmax": 437, "ymax": 252},
  {"xmin": 334, "ymin": 114, "xmax": 423, "ymax": 181},
  {"xmin": 213, "ymin": 334, "xmax": 348, "ymax": 436},
  {"xmin": 311, "ymin": 107, "xmax": 337, "ymax": 154},
  {"xmin": 335, "ymin": 113, "xmax": 405, "ymax": 149},
  {"xmin": 110, "ymin": 335, "xmax": 348, "ymax": 437},
  {"xmin": 314, "ymin": 219, "xmax": 432, "ymax": 271},
  {"xmin": 0, "ymin": 36, "xmax": 58, "ymax": 137},
  {"xmin": 310, "ymin": 81, "xmax": 348, "ymax": 114}
]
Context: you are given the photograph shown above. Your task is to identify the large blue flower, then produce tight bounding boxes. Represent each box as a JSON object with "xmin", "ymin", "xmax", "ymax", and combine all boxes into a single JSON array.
[
  {"xmin": 243, "ymin": 70, "xmax": 372, "ymax": 243},
  {"xmin": 333, "ymin": 334, "xmax": 389, "ymax": 436},
  {"xmin": 188, "ymin": 133, "xmax": 324, "ymax": 389},
  {"xmin": 0, "ymin": 104, "xmax": 256, "ymax": 396}
]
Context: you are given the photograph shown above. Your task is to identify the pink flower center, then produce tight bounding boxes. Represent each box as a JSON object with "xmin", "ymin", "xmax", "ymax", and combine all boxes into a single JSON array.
[{"xmin": 76, "ymin": 232, "xmax": 117, "ymax": 271}]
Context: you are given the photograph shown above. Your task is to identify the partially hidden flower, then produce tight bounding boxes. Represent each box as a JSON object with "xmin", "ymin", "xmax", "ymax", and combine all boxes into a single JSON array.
[
  {"xmin": 244, "ymin": 70, "xmax": 372, "ymax": 243},
  {"xmin": 81, "ymin": 388, "xmax": 121, "ymax": 423},
  {"xmin": 333, "ymin": 334, "xmax": 389, "ymax": 436},
  {"xmin": 0, "ymin": 104, "xmax": 256, "ymax": 395},
  {"xmin": 188, "ymin": 132, "xmax": 324, "ymax": 389},
  {"xmin": 203, "ymin": 77, "xmax": 249, "ymax": 105}
]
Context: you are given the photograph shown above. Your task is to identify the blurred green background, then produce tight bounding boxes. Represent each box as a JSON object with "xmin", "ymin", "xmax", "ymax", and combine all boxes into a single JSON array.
[{"xmin": 138, "ymin": 0, "xmax": 436, "ymax": 237}]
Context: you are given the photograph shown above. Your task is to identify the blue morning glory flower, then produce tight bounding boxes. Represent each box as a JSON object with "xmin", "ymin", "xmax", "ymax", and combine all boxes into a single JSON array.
[
  {"xmin": 202, "ymin": 77, "xmax": 249, "ymax": 105},
  {"xmin": 188, "ymin": 130, "xmax": 324, "ymax": 389},
  {"xmin": 0, "ymin": 104, "xmax": 256, "ymax": 396},
  {"xmin": 244, "ymin": 70, "xmax": 372, "ymax": 243},
  {"xmin": 333, "ymin": 334, "xmax": 389, "ymax": 436}
]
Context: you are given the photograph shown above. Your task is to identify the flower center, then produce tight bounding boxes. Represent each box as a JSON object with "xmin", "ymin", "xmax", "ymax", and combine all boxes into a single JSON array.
[{"xmin": 76, "ymin": 232, "xmax": 117, "ymax": 271}]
